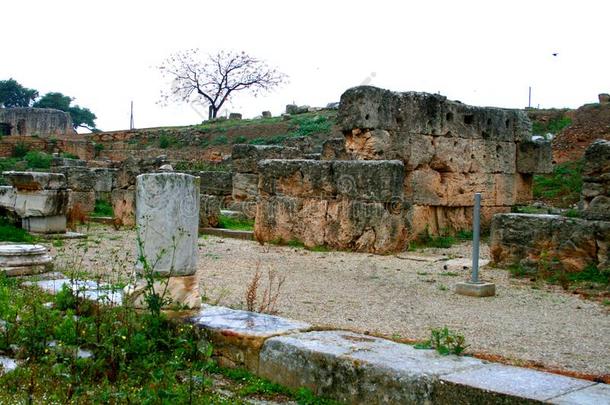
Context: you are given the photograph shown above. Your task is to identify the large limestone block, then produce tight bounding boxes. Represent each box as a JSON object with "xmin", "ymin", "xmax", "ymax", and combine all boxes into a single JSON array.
[
  {"xmin": 199, "ymin": 171, "xmax": 233, "ymax": 196},
  {"xmin": 470, "ymin": 140, "xmax": 516, "ymax": 174},
  {"xmin": 338, "ymin": 86, "xmax": 531, "ymax": 141},
  {"xmin": 257, "ymin": 160, "xmax": 334, "ymax": 199},
  {"xmin": 332, "ymin": 160, "xmax": 404, "ymax": 202},
  {"xmin": 232, "ymin": 144, "xmax": 302, "ymax": 174},
  {"xmin": 13, "ymin": 189, "xmax": 70, "ymax": 217},
  {"xmin": 3, "ymin": 171, "xmax": 66, "ymax": 191},
  {"xmin": 321, "ymin": 138, "xmax": 350, "ymax": 160},
  {"xmin": 111, "ymin": 189, "xmax": 135, "ymax": 227},
  {"xmin": 54, "ymin": 167, "xmax": 95, "ymax": 191},
  {"xmin": 91, "ymin": 168, "xmax": 116, "ymax": 193},
  {"xmin": 199, "ymin": 194, "xmax": 221, "ymax": 229},
  {"xmin": 516, "ymin": 140, "xmax": 553, "ymax": 174},
  {"xmin": 344, "ymin": 129, "xmax": 409, "ymax": 161},
  {"xmin": 0, "ymin": 186, "xmax": 15, "ymax": 209},
  {"xmin": 135, "ymin": 173, "xmax": 200, "ymax": 276},
  {"xmin": 125, "ymin": 275, "xmax": 201, "ymax": 310},
  {"xmin": 408, "ymin": 205, "xmax": 510, "ymax": 236},
  {"xmin": 490, "ymin": 213, "xmax": 610, "ymax": 272},
  {"xmin": 68, "ymin": 190, "xmax": 96, "ymax": 214},
  {"xmin": 582, "ymin": 139, "xmax": 610, "ymax": 177},
  {"xmin": 232, "ymin": 173, "xmax": 259, "ymax": 201}
]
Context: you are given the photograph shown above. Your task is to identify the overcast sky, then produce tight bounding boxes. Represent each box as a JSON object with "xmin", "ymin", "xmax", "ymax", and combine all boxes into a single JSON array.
[{"xmin": 2, "ymin": 0, "xmax": 608, "ymax": 132}]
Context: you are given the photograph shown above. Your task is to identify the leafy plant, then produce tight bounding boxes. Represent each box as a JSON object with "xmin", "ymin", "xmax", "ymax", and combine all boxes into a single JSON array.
[
  {"xmin": 415, "ymin": 327, "xmax": 468, "ymax": 356},
  {"xmin": 24, "ymin": 151, "xmax": 52, "ymax": 169},
  {"xmin": 0, "ymin": 218, "xmax": 36, "ymax": 242},
  {"xmin": 210, "ymin": 135, "xmax": 229, "ymax": 145},
  {"xmin": 290, "ymin": 114, "xmax": 332, "ymax": 137},
  {"xmin": 232, "ymin": 135, "xmax": 248, "ymax": 144},
  {"xmin": 533, "ymin": 160, "xmax": 583, "ymax": 206},
  {"xmin": 11, "ymin": 142, "xmax": 29, "ymax": 158},
  {"xmin": 91, "ymin": 199, "xmax": 113, "ymax": 217}
]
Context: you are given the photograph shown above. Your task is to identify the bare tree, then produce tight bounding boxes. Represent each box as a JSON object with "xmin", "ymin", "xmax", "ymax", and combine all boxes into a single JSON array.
[{"xmin": 159, "ymin": 49, "xmax": 287, "ymax": 120}]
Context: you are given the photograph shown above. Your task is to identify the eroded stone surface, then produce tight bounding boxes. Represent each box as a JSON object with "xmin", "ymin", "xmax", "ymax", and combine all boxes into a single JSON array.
[
  {"xmin": 438, "ymin": 364, "xmax": 595, "ymax": 402},
  {"xmin": 135, "ymin": 173, "xmax": 200, "ymax": 276},
  {"xmin": 190, "ymin": 305, "xmax": 310, "ymax": 372},
  {"xmin": 125, "ymin": 275, "xmax": 201, "ymax": 309},
  {"xmin": 3, "ymin": 171, "xmax": 67, "ymax": 191},
  {"xmin": 25, "ymin": 278, "xmax": 123, "ymax": 305},
  {"xmin": 550, "ymin": 383, "xmax": 610, "ymax": 404},
  {"xmin": 581, "ymin": 139, "xmax": 610, "ymax": 221},
  {"xmin": 259, "ymin": 330, "xmax": 483, "ymax": 404}
]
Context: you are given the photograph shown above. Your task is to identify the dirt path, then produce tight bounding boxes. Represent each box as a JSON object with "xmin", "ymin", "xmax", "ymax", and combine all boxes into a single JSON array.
[{"xmin": 51, "ymin": 224, "xmax": 610, "ymax": 377}]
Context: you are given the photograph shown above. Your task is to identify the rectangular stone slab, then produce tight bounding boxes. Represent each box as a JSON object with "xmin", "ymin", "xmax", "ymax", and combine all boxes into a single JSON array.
[
  {"xmin": 189, "ymin": 305, "xmax": 310, "ymax": 372},
  {"xmin": 258, "ymin": 330, "xmax": 484, "ymax": 404},
  {"xmin": 437, "ymin": 363, "xmax": 596, "ymax": 403},
  {"xmin": 550, "ymin": 383, "xmax": 610, "ymax": 404}
]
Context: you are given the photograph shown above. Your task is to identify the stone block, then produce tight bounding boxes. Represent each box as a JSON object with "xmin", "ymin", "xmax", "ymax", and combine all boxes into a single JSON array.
[
  {"xmin": 321, "ymin": 138, "xmax": 350, "ymax": 160},
  {"xmin": 91, "ymin": 168, "xmax": 116, "ymax": 193},
  {"xmin": 0, "ymin": 244, "xmax": 53, "ymax": 276},
  {"xmin": 516, "ymin": 140, "xmax": 553, "ymax": 174},
  {"xmin": 582, "ymin": 139, "xmax": 610, "ymax": 177},
  {"xmin": 490, "ymin": 213, "xmax": 610, "ymax": 272},
  {"xmin": 54, "ymin": 167, "xmax": 95, "ymax": 191},
  {"xmin": 3, "ymin": 171, "xmax": 66, "ymax": 191},
  {"xmin": 135, "ymin": 173, "xmax": 200, "ymax": 276},
  {"xmin": 551, "ymin": 383, "xmax": 610, "ymax": 404},
  {"xmin": 232, "ymin": 172, "xmax": 259, "ymax": 201},
  {"xmin": 22, "ymin": 215, "xmax": 67, "ymax": 234},
  {"xmin": 259, "ymin": 330, "xmax": 483, "ymax": 404},
  {"xmin": 111, "ymin": 189, "xmax": 135, "ymax": 227},
  {"xmin": 190, "ymin": 305, "xmax": 310, "ymax": 372},
  {"xmin": 455, "ymin": 281, "xmax": 496, "ymax": 297},
  {"xmin": 199, "ymin": 171, "xmax": 233, "ymax": 196},
  {"xmin": 68, "ymin": 190, "xmax": 96, "ymax": 213},
  {"xmin": 199, "ymin": 194, "xmax": 221, "ymax": 229},
  {"xmin": 0, "ymin": 186, "xmax": 15, "ymax": 209},
  {"xmin": 258, "ymin": 160, "xmax": 334, "ymax": 199},
  {"xmin": 332, "ymin": 160, "xmax": 404, "ymax": 202},
  {"xmin": 232, "ymin": 144, "xmax": 302, "ymax": 174},
  {"xmin": 125, "ymin": 275, "xmax": 201, "ymax": 309},
  {"xmin": 14, "ymin": 189, "xmax": 70, "ymax": 217}
]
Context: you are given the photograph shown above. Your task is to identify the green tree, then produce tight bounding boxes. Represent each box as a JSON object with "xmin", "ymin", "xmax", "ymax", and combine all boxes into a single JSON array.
[
  {"xmin": 0, "ymin": 78, "xmax": 38, "ymax": 107},
  {"xmin": 34, "ymin": 92, "xmax": 97, "ymax": 131}
]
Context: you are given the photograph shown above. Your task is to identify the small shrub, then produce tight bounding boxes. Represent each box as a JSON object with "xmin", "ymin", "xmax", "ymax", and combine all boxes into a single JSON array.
[
  {"xmin": 245, "ymin": 266, "xmax": 286, "ymax": 314},
  {"xmin": 24, "ymin": 151, "xmax": 52, "ymax": 169},
  {"xmin": 158, "ymin": 134, "xmax": 173, "ymax": 149},
  {"xmin": 92, "ymin": 199, "xmax": 114, "ymax": 217},
  {"xmin": 11, "ymin": 142, "xmax": 29, "ymax": 158},
  {"xmin": 61, "ymin": 152, "xmax": 79, "ymax": 159},
  {"xmin": 232, "ymin": 135, "xmax": 248, "ymax": 144},
  {"xmin": 210, "ymin": 135, "xmax": 228, "ymax": 145},
  {"xmin": 415, "ymin": 327, "xmax": 468, "ymax": 356}
]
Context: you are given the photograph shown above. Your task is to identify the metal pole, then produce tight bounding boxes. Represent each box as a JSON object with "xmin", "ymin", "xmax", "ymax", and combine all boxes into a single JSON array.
[
  {"xmin": 528, "ymin": 86, "xmax": 532, "ymax": 108},
  {"xmin": 471, "ymin": 193, "xmax": 481, "ymax": 283}
]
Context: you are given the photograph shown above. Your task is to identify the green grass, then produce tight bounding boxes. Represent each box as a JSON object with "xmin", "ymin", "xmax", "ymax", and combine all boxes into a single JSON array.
[
  {"xmin": 0, "ymin": 274, "xmax": 336, "ymax": 404},
  {"xmin": 210, "ymin": 134, "xmax": 229, "ymax": 145},
  {"xmin": 217, "ymin": 215, "xmax": 254, "ymax": 231},
  {"xmin": 290, "ymin": 113, "xmax": 333, "ymax": 137},
  {"xmin": 409, "ymin": 227, "xmax": 456, "ymax": 250},
  {"xmin": 565, "ymin": 264, "xmax": 609, "ymax": 285},
  {"xmin": 0, "ymin": 218, "xmax": 37, "ymax": 243},
  {"xmin": 196, "ymin": 116, "xmax": 283, "ymax": 132},
  {"xmin": 533, "ymin": 160, "xmax": 583, "ymax": 206},
  {"xmin": 91, "ymin": 199, "xmax": 114, "ymax": 217},
  {"xmin": 532, "ymin": 116, "xmax": 572, "ymax": 136}
]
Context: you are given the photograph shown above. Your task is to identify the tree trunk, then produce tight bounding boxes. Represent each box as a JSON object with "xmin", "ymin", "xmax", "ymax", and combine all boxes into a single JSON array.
[{"xmin": 208, "ymin": 105, "xmax": 219, "ymax": 120}]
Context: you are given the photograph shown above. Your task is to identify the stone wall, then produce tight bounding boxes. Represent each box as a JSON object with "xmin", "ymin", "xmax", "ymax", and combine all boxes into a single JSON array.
[
  {"xmin": 0, "ymin": 108, "xmax": 74, "ymax": 137},
  {"xmin": 491, "ymin": 139, "xmax": 610, "ymax": 273},
  {"xmin": 254, "ymin": 159, "xmax": 408, "ymax": 253},
  {"xmin": 336, "ymin": 86, "xmax": 552, "ymax": 234},
  {"xmin": 51, "ymin": 166, "xmax": 117, "ymax": 214}
]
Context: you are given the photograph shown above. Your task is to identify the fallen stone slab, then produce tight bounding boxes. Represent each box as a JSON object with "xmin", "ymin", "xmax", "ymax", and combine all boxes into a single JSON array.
[
  {"xmin": 190, "ymin": 305, "xmax": 311, "ymax": 372},
  {"xmin": 3, "ymin": 171, "xmax": 67, "ymax": 191},
  {"xmin": 201, "ymin": 228, "xmax": 254, "ymax": 240},
  {"xmin": 24, "ymin": 278, "xmax": 123, "ymax": 305},
  {"xmin": 36, "ymin": 231, "xmax": 87, "ymax": 240}
]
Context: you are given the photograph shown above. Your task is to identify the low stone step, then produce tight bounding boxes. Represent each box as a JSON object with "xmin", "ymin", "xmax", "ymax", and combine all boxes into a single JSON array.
[
  {"xmin": 0, "ymin": 244, "xmax": 53, "ymax": 276},
  {"xmin": 201, "ymin": 227, "xmax": 254, "ymax": 240}
]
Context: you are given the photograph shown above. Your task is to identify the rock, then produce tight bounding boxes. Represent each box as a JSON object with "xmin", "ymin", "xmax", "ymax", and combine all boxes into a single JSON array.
[
  {"xmin": 281, "ymin": 113, "xmax": 291, "ymax": 121},
  {"xmin": 262, "ymin": 111, "xmax": 272, "ymax": 118},
  {"xmin": 232, "ymin": 144, "xmax": 302, "ymax": 174},
  {"xmin": 135, "ymin": 173, "xmax": 200, "ymax": 276},
  {"xmin": 22, "ymin": 215, "xmax": 67, "ymax": 234},
  {"xmin": 282, "ymin": 136, "xmax": 315, "ymax": 153},
  {"xmin": 229, "ymin": 113, "xmax": 242, "ymax": 120},
  {"xmin": 125, "ymin": 275, "xmax": 201, "ymax": 310},
  {"xmin": 200, "ymin": 194, "xmax": 221, "ymax": 229},
  {"xmin": 3, "ymin": 171, "xmax": 67, "ymax": 191},
  {"xmin": 599, "ymin": 93, "xmax": 610, "ymax": 104},
  {"xmin": 321, "ymin": 138, "xmax": 350, "ymax": 160},
  {"xmin": 0, "ymin": 244, "xmax": 53, "ymax": 276},
  {"xmin": 490, "ymin": 213, "xmax": 610, "ymax": 273},
  {"xmin": 158, "ymin": 164, "xmax": 174, "ymax": 171},
  {"xmin": 516, "ymin": 139, "xmax": 553, "ymax": 174},
  {"xmin": 0, "ymin": 107, "xmax": 74, "ymax": 136},
  {"xmin": 326, "ymin": 102, "xmax": 340, "ymax": 110},
  {"xmin": 111, "ymin": 189, "xmax": 135, "ymax": 227},
  {"xmin": 581, "ymin": 139, "xmax": 610, "ymax": 221},
  {"xmin": 285, "ymin": 105, "xmax": 309, "ymax": 115},
  {"xmin": 198, "ymin": 171, "xmax": 233, "ymax": 196},
  {"xmin": 13, "ymin": 189, "xmax": 70, "ymax": 218}
]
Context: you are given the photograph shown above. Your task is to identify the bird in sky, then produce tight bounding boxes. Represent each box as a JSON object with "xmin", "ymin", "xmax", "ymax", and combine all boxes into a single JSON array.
[{"xmin": 552, "ymin": 52, "xmax": 558, "ymax": 57}]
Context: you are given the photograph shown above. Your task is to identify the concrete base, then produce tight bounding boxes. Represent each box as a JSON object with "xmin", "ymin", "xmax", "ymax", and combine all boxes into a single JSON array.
[{"xmin": 455, "ymin": 281, "xmax": 496, "ymax": 297}]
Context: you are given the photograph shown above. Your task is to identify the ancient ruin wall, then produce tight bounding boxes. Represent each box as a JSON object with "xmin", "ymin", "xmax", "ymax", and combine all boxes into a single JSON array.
[
  {"xmin": 254, "ymin": 159, "xmax": 408, "ymax": 253},
  {"xmin": 336, "ymin": 86, "xmax": 552, "ymax": 235},
  {"xmin": 0, "ymin": 108, "xmax": 74, "ymax": 137}
]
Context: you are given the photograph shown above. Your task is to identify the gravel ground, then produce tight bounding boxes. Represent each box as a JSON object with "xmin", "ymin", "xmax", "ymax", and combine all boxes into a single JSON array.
[{"xmin": 51, "ymin": 224, "xmax": 610, "ymax": 377}]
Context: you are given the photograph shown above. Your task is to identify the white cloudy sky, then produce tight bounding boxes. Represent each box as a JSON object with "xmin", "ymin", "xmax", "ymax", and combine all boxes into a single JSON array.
[{"xmin": 2, "ymin": 0, "xmax": 608, "ymax": 132}]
